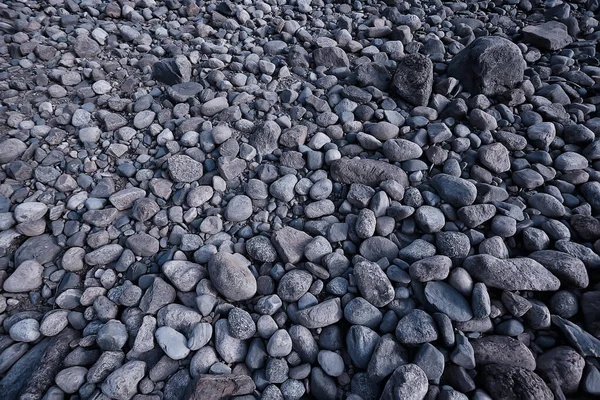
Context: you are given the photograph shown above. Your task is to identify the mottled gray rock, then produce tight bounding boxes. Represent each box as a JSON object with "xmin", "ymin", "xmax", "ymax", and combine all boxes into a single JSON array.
[
  {"xmin": 448, "ymin": 36, "xmax": 525, "ymax": 96},
  {"xmin": 296, "ymin": 298, "xmax": 343, "ymax": 329},
  {"xmin": 463, "ymin": 255, "xmax": 560, "ymax": 291},
  {"xmin": 246, "ymin": 236, "xmax": 278, "ymax": 262},
  {"xmin": 101, "ymin": 361, "xmax": 146, "ymax": 400},
  {"xmin": 431, "ymin": 174, "xmax": 477, "ymax": 207},
  {"xmin": 354, "ymin": 260, "xmax": 395, "ymax": 307},
  {"xmin": 331, "ymin": 158, "xmax": 408, "ymax": 187},
  {"xmin": 522, "ymin": 21, "xmax": 573, "ymax": 50},
  {"xmin": 208, "ymin": 252, "xmax": 257, "ymax": 301},
  {"xmin": 3, "ymin": 260, "xmax": 43, "ymax": 293},
  {"xmin": 271, "ymin": 226, "xmax": 312, "ymax": 264},
  {"xmin": 480, "ymin": 364, "xmax": 553, "ymax": 400},
  {"xmin": 278, "ymin": 269, "xmax": 313, "ymax": 302},
  {"xmin": 392, "ymin": 54, "xmax": 433, "ymax": 106},
  {"xmin": 536, "ymin": 346, "xmax": 584, "ymax": 394},
  {"xmin": 380, "ymin": 364, "xmax": 429, "ymax": 400},
  {"xmin": 162, "ymin": 260, "xmax": 207, "ymax": 292},
  {"xmin": 472, "ymin": 336, "xmax": 536, "ymax": 370},
  {"xmin": 168, "ymin": 155, "xmax": 203, "ymax": 183},
  {"xmin": 529, "ymin": 250, "xmax": 588, "ymax": 288},
  {"xmin": 188, "ymin": 374, "xmax": 255, "ymax": 400},
  {"xmin": 396, "ymin": 310, "xmax": 438, "ymax": 344}
]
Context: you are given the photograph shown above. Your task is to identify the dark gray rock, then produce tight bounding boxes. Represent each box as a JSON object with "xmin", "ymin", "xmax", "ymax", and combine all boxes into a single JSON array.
[
  {"xmin": 522, "ymin": 21, "xmax": 573, "ymax": 50},
  {"xmin": 354, "ymin": 260, "xmax": 395, "ymax": 307},
  {"xmin": 331, "ymin": 158, "xmax": 408, "ymax": 187},
  {"xmin": 463, "ymin": 255, "xmax": 560, "ymax": 291},
  {"xmin": 380, "ymin": 364, "xmax": 429, "ymax": 400},
  {"xmin": 529, "ymin": 250, "xmax": 589, "ymax": 288},
  {"xmin": 480, "ymin": 364, "xmax": 553, "ymax": 400},
  {"xmin": 392, "ymin": 54, "xmax": 433, "ymax": 106},
  {"xmin": 395, "ymin": 309, "xmax": 438, "ymax": 344},
  {"xmin": 471, "ymin": 336, "xmax": 536, "ymax": 370},
  {"xmin": 424, "ymin": 281, "xmax": 473, "ymax": 322},
  {"xmin": 448, "ymin": 36, "xmax": 525, "ymax": 96}
]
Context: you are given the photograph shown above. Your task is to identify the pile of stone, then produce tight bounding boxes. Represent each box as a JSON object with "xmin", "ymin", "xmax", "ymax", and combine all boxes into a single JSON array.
[{"xmin": 0, "ymin": 0, "xmax": 599, "ymax": 399}]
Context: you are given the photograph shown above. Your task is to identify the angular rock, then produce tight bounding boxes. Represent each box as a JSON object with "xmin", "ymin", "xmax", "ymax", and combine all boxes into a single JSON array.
[
  {"xmin": 354, "ymin": 260, "xmax": 395, "ymax": 307},
  {"xmin": 448, "ymin": 36, "xmax": 525, "ymax": 96},
  {"xmin": 424, "ymin": 281, "xmax": 473, "ymax": 322},
  {"xmin": 471, "ymin": 336, "xmax": 536, "ymax": 371},
  {"xmin": 296, "ymin": 298, "xmax": 343, "ymax": 329},
  {"xmin": 392, "ymin": 54, "xmax": 433, "ymax": 106},
  {"xmin": 380, "ymin": 364, "xmax": 429, "ymax": 400},
  {"xmin": 522, "ymin": 21, "xmax": 573, "ymax": 51},
  {"xmin": 271, "ymin": 226, "xmax": 312, "ymax": 264}
]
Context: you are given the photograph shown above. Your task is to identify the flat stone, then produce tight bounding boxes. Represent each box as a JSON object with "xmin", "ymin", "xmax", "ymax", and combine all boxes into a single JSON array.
[
  {"xmin": 380, "ymin": 364, "xmax": 429, "ymax": 400},
  {"xmin": 331, "ymin": 158, "xmax": 408, "ymax": 188},
  {"xmin": 296, "ymin": 298, "xmax": 343, "ymax": 329},
  {"xmin": 188, "ymin": 374, "xmax": 255, "ymax": 400},
  {"xmin": 424, "ymin": 281, "xmax": 473, "ymax": 322},
  {"xmin": 522, "ymin": 21, "xmax": 573, "ymax": 50},
  {"xmin": 3, "ymin": 260, "xmax": 43, "ymax": 293}
]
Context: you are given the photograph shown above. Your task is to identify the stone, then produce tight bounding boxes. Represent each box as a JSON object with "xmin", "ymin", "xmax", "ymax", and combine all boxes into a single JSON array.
[
  {"xmin": 251, "ymin": 121, "xmax": 281, "ymax": 156},
  {"xmin": 246, "ymin": 236, "xmax": 278, "ymax": 263},
  {"xmin": 3, "ymin": 260, "xmax": 43, "ymax": 293},
  {"xmin": 214, "ymin": 319, "xmax": 248, "ymax": 363},
  {"xmin": 346, "ymin": 325, "xmax": 380, "ymax": 369},
  {"xmin": 471, "ymin": 336, "xmax": 536, "ymax": 371},
  {"xmin": 424, "ymin": 281, "xmax": 473, "ymax": 322},
  {"xmin": 522, "ymin": 21, "xmax": 573, "ymax": 50},
  {"xmin": 188, "ymin": 374, "xmax": 256, "ymax": 400},
  {"xmin": 392, "ymin": 54, "xmax": 434, "ymax": 106},
  {"xmin": 463, "ymin": 255, "xmax": 560, "ymax": 291},
  {"xmin": 313, "ymin": 47, "xmax": 350, "ymax": 68},
  {"xmin": 430, "ymin": 174, "xmax": 477, "ymax": 207},
  {"xmin": 536, "ymin": 346, "xmax": 584, "ymax": 394},
  {"xmin": 278, "ymin": 269, "xmax": 312, "ymax": 302},
  {"xmin": 155, "ymin": 327, "xmax": 190, "ymax": 360},
  {"xmin": 448, "ymin": 36, "xmax": 525, "ymax": 96},
  {"xmin": 101, "ymin": 361, "xmax": 146, "ymax": 400},
  {"xmin": 162, "ymin": 260, "xmax": 206, "ymax": 292},
  {"xmin": 152, "ymin": 56, "xmax": 192, "ymax": 85},
  {"xmin": 380, "ymin": 364, "xmax": 429, "ymax": 400},
  {"xmin": 529, "ymin": 250, "xmax": 588, "ymax": 288},
  {"xmin": 478, "ymin": 143, "xmax": 511, "ymax": 173},
  {"xmin": 296, "ymin": 298, "xmax": 343, "ymax": 329},
  {"xmin": 127, "ymin": 233, "xmax": 159, "ymax": 257},
  {"xmin": 353, "ymin": 260, "xmax": 395, "ymax": 307},
  {"xmin": 224, "ymin": 195, "xmax": 253, "ymax": 222},
  {"xmin": 480, "ymin": 364, "xmax": 553, "ymax": 400},
  {"xmin": 208, "ymin": 252, "xmax": 257, "ymax": 301},
  {"xmin": 331, "ymin": 158, "xmax": 408, "ymax": 187},
  {"xmin": 395, "ymin": 310, "xmax": 438, "ymax": 344},
  {"xmin": 74, "ymin": 35, "xmax": 101, "ymax": 58},
  {"xmin": 168, "ymin": 155, "xmax": 203, "ymax": 183},
  {"xmin": 271, "ymin": 226, "xmax": 312, "ymax": 264}
]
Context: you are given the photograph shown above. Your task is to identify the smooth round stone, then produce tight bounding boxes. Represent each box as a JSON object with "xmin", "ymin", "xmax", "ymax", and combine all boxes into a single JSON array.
[
  {"xmin": 9, "ymin": 318, "xmax": 41, "ymax": 342},
  {"xmin": 208, "ymin": 252, "xmax": 257, "ymax": 301},
  {"xmin": 318, "ymin": 350, "xmax": 345, "ymax": 377},
  {"xmin": 55, "ymin": 366, "xmax": 87, "ymax": 394},
  {"xmin": 267, "ymin": 329, "xmax": 293, "ymax": 357},
  {"xmin": 155, "ymin": 326, "xmax": 190, "ymax": 360},
  {"xmin": 225, "ymin": 195, "xmax": 253, "ymax": 222}
]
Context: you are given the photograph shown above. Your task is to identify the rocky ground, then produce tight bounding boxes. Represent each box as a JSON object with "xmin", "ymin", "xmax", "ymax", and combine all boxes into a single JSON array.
[{"xmin": 0, "ymin": 0, "xmax": 599, "ymax": 399}]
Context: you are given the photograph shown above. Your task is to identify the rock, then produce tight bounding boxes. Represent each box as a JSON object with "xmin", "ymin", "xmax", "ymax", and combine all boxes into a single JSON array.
[
  {"xmin": 0, "ymin": 138, "xmax": 27, "ymax": 163},
  {"xmin": 395, "ymin": 310, "xmax": 438, "ymax": 344},
  {"xmin": 188, "ymin": 323, "xmax": 212, "ymax": 351},
  {"xmin": 346, "ymin": 325, "xmax": 380, "ymax": 369},
  {"xmin": 359, "ymin": 237, "xmax": 399, "ymax": 261},
  {"xmin": 55, "ymin": 366, "xmax": 87, "ymax": 394},
  {"xmin": 522, "ymin": 21, "xmax": 573, "ymax": 50},
  {"xmin": 271, "ymin": 226, "xmax": 312, "ymax": 264},
  {"xmin": 101, "ymin": 361, "xmax": 146, "ymax": 400},
  {"xmin": 214, "ymin": 319, "xmax": 248, "ymax": 363},
  {"xmin": 392, "ymin": 54, "xmax": 433, "ymax": 106},
  {"xmin": 3, "ymin": 260, "xmax": 43, "ymax": 293},
  {"xmin": 251, "ymin": 121, "xmax": 281, "ymax": 156},
  {"xmin": 380, "ymin": 364, "xmax": 429, "ymax": 400},
  {"xmin": 208, "ymin": 252, "xmax": 257, "ymax": 301},
  {"xmin": 353, "ymin": 260, "xmax": 395, "ymax": 307},
  {"xmin": 224, "ymin": 195, "xmax": 253, "ymax": 222},
  {"xmin": 448, "ymin": 36, "xmax": 525, "ymax": 96},
  {"xmin": 155, "ymin": 327, "xmax": 190, "ymax": 360},
  {"xmin": 382, "ymin": 139, "xmax": 421, "ymax": 163},
  {"xmin": 536, "ymin": 346, "xmax": 584, "ymax": 394},
  {"xmin": 278, "ymin": 269, "xmax": 313, "ymax": 302},
  {"xmin": 296, "ymin": 298, "xmax": 343, "ymax": 329},
  {"xmin": 168, "ymin": 155, "xmax": 203, "ymax": 183},
  {"xmin": 552, "ymin": 315, "xmax": 600, "ymax": 357},
  {"xmin": 188, "ymin": 374, "xmax": 256, "ymax": 400},
  {"xmin": 246, "ymin": 235, "xmax": 278, "ymax": 262},
  {"xmin": 528, "ymin": 193, "xmax": 565, "ymax": 217},
  {"xmin": 162, "ymin": 260, "xmax": 207, "ymax": 292},
  {"xmin": 463, "ymin": 255, "xmax": 560, "ymax": 291},
  {"xmin": 480, "ymin": 364, "xmax": 553, "ymax": 400},
  {"xmin": 367, "ymin": 334, "xmax": 409, "ymax": 382},
  {"xmin": 409, "ymin": 256, "xmax": 452, "ymax": 282},
  {"xmin": 529, "ymin": 250, "xmax": 589, "ymax": 288},
  {"xmin": 74, "ymin": 35, "xmax": 101, "ymax": 58},
  {"xmin": 139, "ymin": 277, "xmax": 177, "ymax": 314},
  {"xmin": 15, "ymin": 234, "xmax": 61, "ymax": 265},
  {"xmin": 478, "ymin": 143, "xmax": 511, "ymax": 173},
  {"xmin": 228, "ymin": 308, "xmax": 256, "ymax": 340},
  {"xmin": 424, "ymin": 281, "xmax": 473, "ymax": 322},
  {"xmin": 267, "ymin": 329, "xmax": 293, "ymax": 357},
  {"xmin": 318, "ymin": 350, "xmax": 345, "ymax": 377},
  {"xmin": 471, "ymin": 336, "xmax": 536, "ymax": 370},
  {"xmin": 152, "ymin": 56, "xmax": 192, "ymax": 85},
  {"xmin": 331, "ymin": 158, "xmax": 408, "ymax": 187},
  {"xmin": 313, "ymin": 47, "xmax": 350, "ymax": 68},
  {"xmin": 430, "ymin": 174, "xmax": 477, "ymax": 207},
  {"xmin": 126, "ymin": 233, "xmax": 159, "ymax": 257}
]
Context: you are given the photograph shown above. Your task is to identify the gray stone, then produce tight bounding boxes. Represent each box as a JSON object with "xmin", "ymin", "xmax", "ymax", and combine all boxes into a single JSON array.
[
  {"xmin": 480, "ymin": 364, "xmax": 553, "ymax": 400},
  {"xmin": 448, "ymin": 36, "xmax": 525, "ymax": 96},
  {"xmin": 155, "ymin": 326, "xmax": 190, "ymax": 360},
  {"xmin": 3, "ymin": 260, "xmax": 43, "ymax": 293},
  {"xmin": 354, "ymin": 260, "xmax": 395, "ymax": 307},
  {"xmin": 471, "ymin": 335, "xmax": 536, "ymax": 370},
  {"xmin": 162, "ymin": 260, "xmax": 207, "ymax": 292},
  {"xmin": 522, "ymin": 21, "xmax": 573, "ymax": 50},
  {"xmin": 380, "ymin": 364, "xmax": 429, "ymax": 400},
  {"xmin": 224, "ymin": 195, "xmax": 253, "ymax": 222},
  {"xmin": 214, "ymin": 319, "xmax": 248, "ymax": 363},
  {"xmin": 424, "ymin": 281, "xmax": 473, "ymax": 322},
  {"xmin": 395, "ymin": 310, "xmax": 438, "ymax": 344},
  {"xmin": 168, "ymin": 155, "xmax": 203, "ymax": 183},
  {"xmin": 392, "ymin": 54, "xmax": 433, "ymax": 106},
  {"xmin": 346, "ymin": 325, "xmax": 380, "ymax": 369},
  {"xmin": 529, "ymin": 250, "xmax": 589, "ymax": 288},
  {"xmin": 431, "ymin": 174, "xmax": 477, "ymax": 207},
  {"xmin": 101, "ymin": 361, "xmax": 146, "ymax": 400},
  {"xmin": 271, "ymin": 226, "xmax": 312, "ymax": 264},
  {"xmin": 463, "ymin": 255, "xmax": 560, "ymax": 291},
  {"xmin": 331, "ymin": 158, "xmax": 408, "ymax": 187},
  {"xmin": 296, "ymin": 298, "xmax": 343, "ymax": 329},
  {"xmin": 278, "ymin": 269, "xmax": 313, "ymax": 302},
  {"xmin": 0, "ymin": 139, "xmax": 27, "ymax": 163},
  {"xmin": 208, "ymin": 252, "xmax": 257, "ymax": 301}
]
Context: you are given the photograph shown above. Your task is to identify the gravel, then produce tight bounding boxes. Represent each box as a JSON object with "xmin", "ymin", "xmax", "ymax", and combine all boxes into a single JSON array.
[{"xmin": 0, "ymin": 0, "xmax": 599, "ymax": 397}]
